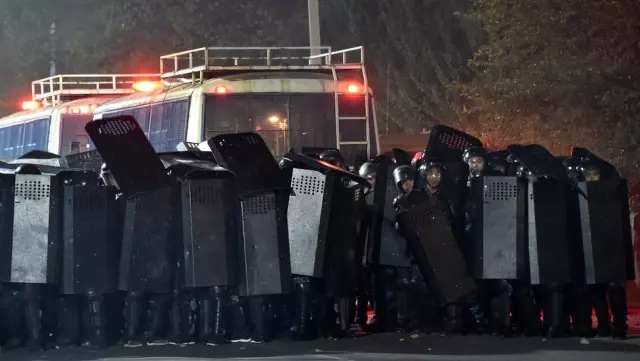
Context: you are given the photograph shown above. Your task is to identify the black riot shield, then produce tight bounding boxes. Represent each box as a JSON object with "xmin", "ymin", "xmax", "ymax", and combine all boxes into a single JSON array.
[
  {"xmin": 527, "ymin": 178, "xmax": 574, "ymax": 285},
  {"xmin": 85, "ymin": 115, "xmax": 177, "ymax": 293},
  {"xmin": 207, "ymin": 132, "xmax": 282, "ymax": 195},
  {"xmin": 61, "ymin": 171, "xmax": 121, "ymax": 294},
  {"xmin": 85, "ymin": 115, "xmax": 172, "ymax": 195},
  {"xmin": 0, "ymin": 170, "xmax": 63, "ymax": 284},
  {"xmin": 576, "ymin": 180, "xmax": 632, "ymax": 284},
  {"xmin": 237, "ymin": 189, "xmax": 291, "ymax": 296},
  {"xmin": 397, "ymin": 192, "xmax": 476, "ymax": 305},
  {"xmin": 119, "ymin": 186, "xmax": 176, "ymax": 293},
  {"xmin": 366, "ymin": 156, "xmax": 411, "ymax": 267},
  {"xmin": 283, "ymin": 152, "xmax": 370, "ymax": 278},
  {"xmin": 0, "ymin": 173, "xmax": 15, "ymax": 280},
  {"xmin": 470, "ymin": 176, "xmax": 527, "ymax": 280},
  {"xmin": 174, "ymin": 163, "xmax": 238, "ymax": 289},
  {"xmin": 423, "ymin": 125, "xmax": 483, "ymax": 162},
  {"xmin": 571, "ymin": 147, "xmax": 621, "ymax": 182},
  {"xmin": 324, "ymin": 181, "xmax": 367, "ymax": 297},
  {"xmin": 64, "ymin": 150, "xmax": 104, "ymax": 174},
  {"xmin": 207, "ymin": 133, "xmax": 292, "ymax": 296}
]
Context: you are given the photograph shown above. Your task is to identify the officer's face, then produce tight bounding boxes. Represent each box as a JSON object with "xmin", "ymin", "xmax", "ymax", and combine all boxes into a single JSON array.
[
  {"xmin": 467, "ymin": 156, "xmax": 485, "ymax": 172},
  {"xmin": 584, "ymin": 170, "xmax": 600, "ymax": 182},
  {"xmin": 426, "ymin": 168, "xmax": 441, "ymax": 188},
  {"xmin": 365, "ymin": 172, "xmax": 376, "ymax": 188},
  {"xmin": 402, "ymin": 179, "xmax": 414, "ymax": 194}
]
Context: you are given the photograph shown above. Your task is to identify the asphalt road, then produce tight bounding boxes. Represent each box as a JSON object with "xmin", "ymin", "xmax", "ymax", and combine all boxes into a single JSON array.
[{"xmin": 2, "ymin": 333, "xmax": 640, "ymax": 361}]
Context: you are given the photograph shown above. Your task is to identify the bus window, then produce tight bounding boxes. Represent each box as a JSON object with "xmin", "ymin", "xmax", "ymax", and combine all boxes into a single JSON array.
[
  {"xmin": 204, "ymin": 94, "xmax": 336, "ymax": 158},
  {"xmin": 147, "ymin": 98, "xmax": 189, "ymax": 152},
  {"xmin": 60, "ymin": 114, "xmax": 93, "ymax": 156},
  {"xmin": 0, "ymin": 118, "xmax": 51, "ymax": 158}
]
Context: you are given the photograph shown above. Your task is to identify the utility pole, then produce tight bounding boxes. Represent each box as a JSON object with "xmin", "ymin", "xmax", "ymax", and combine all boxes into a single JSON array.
[
  {"xmin": 308, "ymin": 0, "xmax": 321, "ymax": 64},
  {"xmin": 49, "ymin": 17, "xmax": 56, "ymax": 77}
]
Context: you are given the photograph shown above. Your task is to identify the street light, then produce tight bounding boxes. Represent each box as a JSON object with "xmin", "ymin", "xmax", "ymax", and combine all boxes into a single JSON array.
[{"xmin": 268, "ymin": 115, "xmax": 281, "ymax": 124}]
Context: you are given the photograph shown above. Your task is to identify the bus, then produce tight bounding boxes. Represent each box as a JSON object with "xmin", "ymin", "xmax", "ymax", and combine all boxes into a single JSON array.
[
  {"xmin": 0, "ymin": 74, "xmax": 158, "ymax": 159},
  {"xmin": 92, "ymin": 46, "xmax": 380, "ymax": 165}
]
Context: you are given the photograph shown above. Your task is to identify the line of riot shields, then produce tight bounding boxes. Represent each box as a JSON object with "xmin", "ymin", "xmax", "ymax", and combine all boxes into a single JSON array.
[{"xmin": 0, "ymin": 120, "xmax": 635, "ymax": 352}]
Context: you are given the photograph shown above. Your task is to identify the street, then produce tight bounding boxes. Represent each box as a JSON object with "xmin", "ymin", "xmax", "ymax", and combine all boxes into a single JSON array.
[{"xmin": 2, "ymin": 333, "xmax": 639, "ymax": 361}]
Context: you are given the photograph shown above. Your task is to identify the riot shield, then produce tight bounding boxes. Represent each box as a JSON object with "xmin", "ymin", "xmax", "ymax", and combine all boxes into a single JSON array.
[
  {"xmin": 85, "ymin": 115, "xmax": 172, "ymax": 195},
  {"xmin": 237, "ymin": 188, "xmax": 292, "ymax": 296},
  {"xmin": 527, "ymin": 178, "xmax": 574, "ymax": 285},
  {"xmin": 119, "ymin": 186, "xmax": 176, "ymax": 293},
  {"xmin": 507, "ymin": 144, "xmax": 571, "ymax": 183},
  {"xmin": 470, "ymin": 176, "xmax": 527, "ymax": 280},
  {"xmin": 175, "ymin": 164, "xmax": 238, "ymax": 288},
  {"xmin": 571, "ymin": 147, "xmax": 621, "ymax": 182},
  {"xmin": 64, "ymin": 150, "xmax": 104, "ymax": 174},
  {"xmin": 207, "ymin": 133, "xmax": 292, "ymax": 296},
  {"xmin": 286, "ymin": 167, "xmax": 333, "ymax": 277},
  {"xmin": 576, "ymin": 180, "xmax": 632, "ymax": 284},
  {"xmin": 366, "ymin": 155, "xmax": 411, "ymax": 267},
  {"xmin": 283, "ymin": 152, "xmax": 370, "ymax": 280},
  {"xmin": 323, "ymin": 182, "xmax": 367, "ymax": 297},
  {"xmin": 2, "ymin": 170, "xmax": 63, "ymax": 284},
  {"xmin": 60, "ymin": 171, "xmax": 121, "ymax": 294},
  {"xmin": 423, "ymin": 125, "xmax": 483, "ymax": 162},
  {"xmin": 397, "ymin": 192, "xmax": 476, "ymax": 305},
  {"xmin": 0, "ymin": 173, "xmax": 15, "ymax": 280},
  {"xmin": 206, "ymin": 132, "xmax": 282, "ymax": 195},
  {"xmin": 85, "ymin": 116, "xmax": 178, "ymax": 293}
]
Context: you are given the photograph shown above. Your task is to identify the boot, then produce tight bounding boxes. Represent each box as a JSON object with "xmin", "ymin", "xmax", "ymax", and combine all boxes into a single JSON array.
[
  {"xmin": 355, "ymin": 293, "xmax": 369, "ymax": 328},
  {"xmin": 365, "ymin": 267, "xmax": 389, "ymax": 333},
  {"xmin": 209, "ymin": 286, "xmax": 229, "ymax": 345},
  {"xmin": 56, "ymin": 295, "xmax": 80, "ymax": 348},
  {"xmin": 145, "ymin": 293, "xmax": 169, "ymax": 345},
  {"xmin": 491, "ymin": 280, "xmax": 512, "ymax": 337},
  {"xmin": 318, "ymin": 297, "xmax": 338, "ymax": 339},
  {"xmin": 396, "ymin": 289, "xmax": 411, "ymax": 332},
  {"xmin": 338, "ymin": 297, "xmax": 356, "ymax": 338},
  {"xmin": 168, "ymin": 290, "xmax": 187, "ymax": 345},
  {"xmin": 290, "ymin": 277, "xmax": 313, "ymax": 340},
  {"xmin": 442, "ymin": 302, "xmax": 463, "ymax": 335},
  {"xmin": 248, "ymin": 296, "xmax": 266, "ymax": 343},
  {"xmin": 228, "ymin": 292, "xmax": 251, "ymax": 343},
  {"xmin": 608, "ymin": 283, "xmax": 628, "ymax": 339},
  {"xmin": 515, "ymin": 284, "xmax": 541, "ymax": 336},
  {"xmin": 23, "ymin": 284, "xmax": 43, "ymax": 351},
  {"xmin": 1, "ymin": 289, "xmax": 24, "ymax": 349},
  {"xmin": 123, "ymin": 291, "xmax": 144, "ymax": 347},
  {"xmin": 591, "ymin": 284, "xmax": 611, "ymax": 337},
  {"xmin": 569, "ymin": 284, "xmax": 593, "ymax": 338},
  {"xmin": 545, "ymin": 283, "xmax": 568, "ymax": 338},
  {"xmin": 82, "ymin": 291, "xmax": 106, "ymax": 349},
  {"xmin": 465, "ymin": 291, "xmax": 488, "ymax": 335}
]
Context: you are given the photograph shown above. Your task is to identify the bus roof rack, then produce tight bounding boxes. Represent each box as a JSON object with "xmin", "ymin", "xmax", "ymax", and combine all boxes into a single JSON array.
[
  {"xmin": 32, "ymin": 74, "xmax": 160, "ymax": 106},
  {"xmin": 160, "ymin": 46, "xmax": 365, "ymax": 80}
]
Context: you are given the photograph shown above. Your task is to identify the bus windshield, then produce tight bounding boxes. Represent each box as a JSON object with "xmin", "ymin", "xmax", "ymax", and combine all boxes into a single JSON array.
[{"xmin": 204, "ymin": 94, "xmax": 336, "ymax": 158}]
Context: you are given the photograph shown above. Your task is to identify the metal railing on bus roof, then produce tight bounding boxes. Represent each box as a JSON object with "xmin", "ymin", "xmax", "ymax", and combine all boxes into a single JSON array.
[
  {"xmin": 32, "ymin": 74, "xmax": 160, "ymax": 106},
  {"xmin": 159, "ymin": 46, "xmax": 365, "ymax": 80}
]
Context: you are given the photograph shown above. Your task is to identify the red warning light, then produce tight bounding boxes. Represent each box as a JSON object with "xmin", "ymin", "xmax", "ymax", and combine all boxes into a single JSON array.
[
  {"xmin": 132, "ymin": 81, "xmax": 161, "ymax": 93},
  {"xmin": 215, "ymin": 86, "xmax": 228, "ymax": 94},
  {"xmin": 21, "ymin": 100, "xmax": 41, "ymax": 111},
  {"xmin": 347, "ymin": 84, "xmax": 360, "ymax": 94}
]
